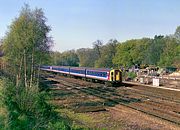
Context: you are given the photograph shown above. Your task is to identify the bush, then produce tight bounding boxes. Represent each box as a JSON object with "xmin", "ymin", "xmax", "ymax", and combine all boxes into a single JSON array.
[
  {"xmin": 0, "ymin": 77, "xmax": 70, "ymax": 130},
  {"xmin": 48, "ymin": 121, "xmax": 71, "ymax": 130},
  {"xmin": 127, "ymin": 72, "xmax": 137, "ymax": 80},
  {"xmin": 0, "ymin": 78, "xmax": 9, "ymax": 130}
]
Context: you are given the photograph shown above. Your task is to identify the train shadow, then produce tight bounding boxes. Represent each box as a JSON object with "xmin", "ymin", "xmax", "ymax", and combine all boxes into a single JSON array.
[
  {"xmin": 69, "ymin": 86, "xmax": 142, "ymax": 113},
  {"xmin": 42, "ymin": 78, "xmax": 142, "ymax": 113}
]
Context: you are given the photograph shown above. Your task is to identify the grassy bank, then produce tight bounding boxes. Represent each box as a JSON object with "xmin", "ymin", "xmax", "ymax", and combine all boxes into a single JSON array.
[
  {"xmin": 0, "ymin": 77, "xmax": 73, "ymax": 130},
  {"xmin": 0, "ymin": 78, "xmax": 8, "ymax": 129}
]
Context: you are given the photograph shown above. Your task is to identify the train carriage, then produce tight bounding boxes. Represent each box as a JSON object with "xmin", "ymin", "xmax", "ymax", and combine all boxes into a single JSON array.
[{"xmin": 86, "ymin": 68, "xmax": 121, "ymax": 83}]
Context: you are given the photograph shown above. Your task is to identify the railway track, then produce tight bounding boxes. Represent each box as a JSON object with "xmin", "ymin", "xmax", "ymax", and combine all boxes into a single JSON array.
[
  {"xmin": 123, "ymin": 87, "xmax": 180, "ymax": 104},
  {"xmin": 42, "ymin": 75, "xmax": 180, "ymax": 125}
]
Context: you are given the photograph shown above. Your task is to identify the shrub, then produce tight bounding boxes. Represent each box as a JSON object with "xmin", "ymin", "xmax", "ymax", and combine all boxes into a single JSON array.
[
  {"xmin": 0, "ymin": 77, "xmax": 70, "ymax": 130},
  {"xmin": 127, "ymin": 72, "xmax": 137, "ymax": 80}
]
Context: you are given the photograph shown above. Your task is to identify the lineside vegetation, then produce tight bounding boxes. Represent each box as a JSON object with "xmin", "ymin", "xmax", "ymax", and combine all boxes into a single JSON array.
[{"xmin": 0, "ymin": 4, "xmax": 71, "ymax": 130}]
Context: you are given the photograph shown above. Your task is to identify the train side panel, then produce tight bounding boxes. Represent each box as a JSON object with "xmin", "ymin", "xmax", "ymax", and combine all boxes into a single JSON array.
[
  {"xmin": 69, "ymin": 67, "xmax": 86, "ymax": 77},
  {"xmin": 40, "ymin": 66, "xmax": 52, "ymax": 71},
  {"xmin": 51, "ymin": 66, "xmax": 70, "ymax": 74},
  {"xmin": 86, "ymin": 68, "xmax": 110, "ymax": 81}
]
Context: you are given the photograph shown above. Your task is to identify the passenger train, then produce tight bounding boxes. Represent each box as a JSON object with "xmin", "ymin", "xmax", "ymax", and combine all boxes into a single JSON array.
[{"xmin": 41, "ymin": 66, "xmax": 122, "ymax": 84}]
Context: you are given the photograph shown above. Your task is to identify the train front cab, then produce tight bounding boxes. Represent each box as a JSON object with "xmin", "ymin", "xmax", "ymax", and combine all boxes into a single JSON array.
[{"xmin": 109, "ymin": 69, "xmax": 122, "ymax": 83}]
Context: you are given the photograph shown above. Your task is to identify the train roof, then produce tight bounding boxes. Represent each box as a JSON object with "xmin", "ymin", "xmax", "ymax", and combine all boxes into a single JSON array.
[
  {"xmin": 43, "ymin": 65, "xmax": 119, "ymax": 71},
  {"xmin": 51, "ymin": 66, "xmax": 70, "ymax": 68},
  {"xmin": 70, "ymin": 67, "xmax": 87, "ymax": 70},
  {"xmin": 86, "ymin": 68, "xmax": 111, "ymax": 71},
  {"xmin": 69, "ymin": 66, "xmax": 111, "ymax": 71}
]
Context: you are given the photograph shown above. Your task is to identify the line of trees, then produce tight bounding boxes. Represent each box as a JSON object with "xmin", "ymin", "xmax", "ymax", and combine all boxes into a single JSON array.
[{"xmin": 51, "ymin": 27, "xmax": 180, "ymax": 69}]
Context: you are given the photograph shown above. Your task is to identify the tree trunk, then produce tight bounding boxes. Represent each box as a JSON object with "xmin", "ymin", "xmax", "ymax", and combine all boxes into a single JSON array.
[
  {"xmin": 37, "ymin": 60, "xmax": 41, "ymax": 86},
  {"xmin": 16, "ymin": 56, "xmax": 23, "ymax": 86},
  {"xmin": 30, "ymin": 48, "xmax": 34, "ymax": 87},
  {"xmin": 24, "ymin": 49, "xmax": 27, "ymax": 88}
]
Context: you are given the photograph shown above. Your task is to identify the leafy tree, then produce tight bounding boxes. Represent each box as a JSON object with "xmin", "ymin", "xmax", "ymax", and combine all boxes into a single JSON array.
[
  {"xmin": 172, "ymin": 45, "xmax": 180, "ymax": 68},
  {"xmin": 131, "ymin": 38, "xmax": 152, "ymax": 65},
  {"xmin": 50, "ymin": 51, "xmax": 61, "ymax": 65},
  {"xmin": 145, "ymin": 35, "xmax": 165, "ymax": 65},
  {"xmin": 77, "ymin": 48, "xmax": 97, "ymax": 67},
  {"xmin": 93, "ymin": 40, "xmax": 103, "ymax": 59},
  {"xmin": 3, "ymin": 4, "xmax": 53, "ymax": 87},
  {"xmin": 113, "ymin": 40, "xmax": 137, "ymax": 67},
  {"xmin": 113, "ymin": 38, "xmax": 152, "ymax": 68},
  {"xmin": 95, "ymin": 39, "xmax": 118, "ymax": 68},
  {"xmin": 158, "ymin": 37, "xmax": 179, "ymax": 67},
  {"xmin": 52, "ymin": 50, "xmax": 79, "ymax": 66},
  {"xmin": 174, "ymin": 26, "xmax": 180, "ymax": 40}
]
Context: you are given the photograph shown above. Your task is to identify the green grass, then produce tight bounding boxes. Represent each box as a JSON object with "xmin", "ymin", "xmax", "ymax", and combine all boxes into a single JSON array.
[
  {"xmin": 56, "ymin": 108, "xmax": 112, "ymax": 130},
  {"xmin": 0, "ymin": 108, "xmax": 7, "ymax": 130},
  {"xmin": 57, "ymin": 109, "xmax": 93, "ymax": 129},
  {"xmin": 0, "ymin": 79, "xmax": 7, "ymax": 130}
]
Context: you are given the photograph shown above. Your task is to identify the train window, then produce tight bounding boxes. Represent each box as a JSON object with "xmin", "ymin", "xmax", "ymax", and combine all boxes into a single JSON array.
[{"xmin": 87, "ymin": 71, "xmax": 107, "ymax": 77}]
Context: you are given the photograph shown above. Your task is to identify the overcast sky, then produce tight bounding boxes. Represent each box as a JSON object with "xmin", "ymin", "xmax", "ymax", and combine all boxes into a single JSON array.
[{"xmin": 0, "ymin": 0, "xmax": 179, "ymax": 52}]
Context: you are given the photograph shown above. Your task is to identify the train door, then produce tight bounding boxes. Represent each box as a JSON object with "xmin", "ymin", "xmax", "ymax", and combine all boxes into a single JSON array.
[
  {"xmin": 111, "ymin": 71, "xmax": 114, "ymax": 81},
  {"xmin": 110, "ymin": 70, "xmax": 116, "ymax": 81},
  {"xmin": 115, "ymin": 70, "xmax": 120, "ymax": 81},
  {"xmin": 110, "ymin": 69, "xmax": 121, "ymax": 82}
]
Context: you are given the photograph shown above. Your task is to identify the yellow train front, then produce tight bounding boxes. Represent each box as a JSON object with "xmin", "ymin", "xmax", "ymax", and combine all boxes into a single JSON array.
[{"xmin": 109, "ymin": 69, "xmax": 122, "ymax": 83}]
